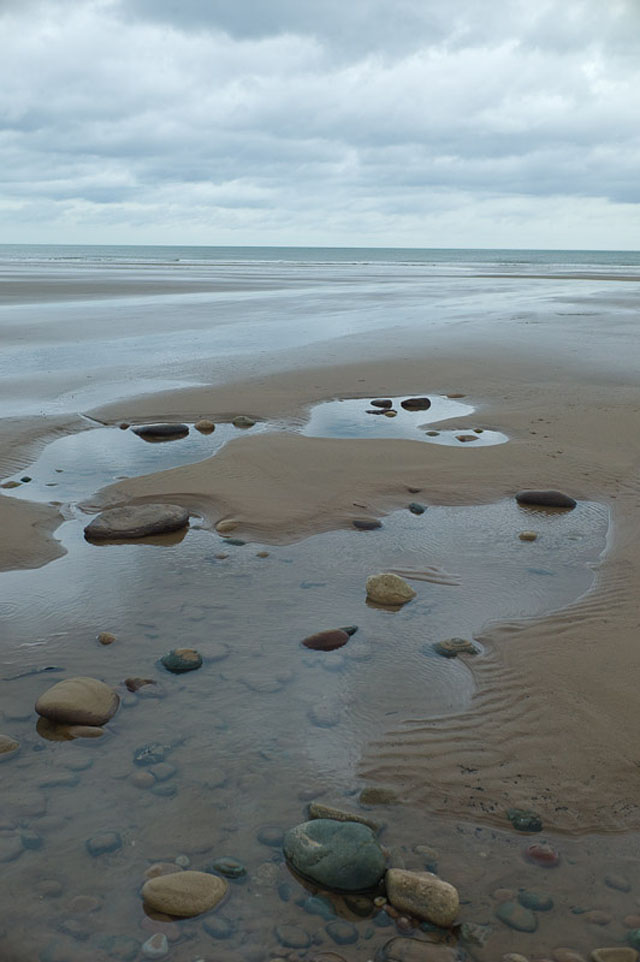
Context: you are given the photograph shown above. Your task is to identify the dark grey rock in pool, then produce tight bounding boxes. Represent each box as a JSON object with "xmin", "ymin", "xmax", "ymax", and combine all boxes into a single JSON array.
[
  {"xmin": 132, "ymin": 423, "xmax": 189, "ymax": 439},
  {"xmin": 352, "ymin": 518, "xmax": 382, "ymax": 530},
  {"xmin": 283, "ymin": 818, "xmax": 386, "ymax": 891},
  {"xmin": 408, "ymin": 502, "xmax": 426, "ymax": 515},
  {"xmin": 84, "ymin": 504, "xmax": 189, "ymax": 541},
  {"xmin": 518, "ymin": 888, "xmax": 554, "ymax": 911},
  {"xmin": 85, "ymin": 831, "xmax": 122, "ymax": 856},
  {"xmin": 370, "ymin": 399, "xmax": 393, "ymax": 409},
  {"xmin": 160, "ymin": 648, "xmax": 203, "ymax": 673},
  {"xmin": 400, "ymin": 397, "xmax": 431, "ymax": 410},
  {"xmin": 515, "ymin": 489, "xmax": 577, "ymax": 509},
  {"xmin": 507, "ymin": 808, "xmax": 543, "ymax": 833},
  {"xmin": 275, "ymin": 924, "xmax": 311, "ymax": 949}
]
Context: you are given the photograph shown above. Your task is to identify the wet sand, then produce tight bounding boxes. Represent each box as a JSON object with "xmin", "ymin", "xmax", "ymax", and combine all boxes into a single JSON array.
[{"xmin": 2, "ymin": 260, "xmax": 640, "ymax": 959}]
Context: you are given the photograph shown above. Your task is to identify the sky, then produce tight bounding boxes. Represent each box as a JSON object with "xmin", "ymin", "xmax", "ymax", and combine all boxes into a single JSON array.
[{"xmin": 0, "ymin": 0, "xmax": 638, "ymax": 249}]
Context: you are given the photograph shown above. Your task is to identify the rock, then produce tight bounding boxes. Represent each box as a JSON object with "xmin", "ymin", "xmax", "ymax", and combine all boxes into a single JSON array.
[
  {"xmin": 142, "ymin": 870, "xmax": 227, "ymax": 918},
  {"xmin": 85, "ymin": 832, "xmax": 122, "ymax": 856},
  {"xmin": 232, "ymin": 415, "xmax": 256, "ymax": 428},
  {"xmin": 207, "ymin": 856, "xmax": 246, "ymax": 879},
  {"xmin": 592, "ymin": 951, "xmax": 639, "ymax": 962},
  {"xmin": 149, "ymin": 763, "xmax": 176, "ymax": 782},
  {"xmin": 515, "ymin": 490, "xmax": 577, "ymax": 509},
  {"xmin": 283, "ymin": 819, "xmax": 386, "ymax": 891},
  {"xmin": 36, "ymin": 677, "xmax": 119, "ymax": 726},
  {"xmin": 21, "ymin": 829, "xmax": 43, "ymax": 850},
  {"xmin": 425, "ymin": 430, "xmax": 439, "ymax": 437},
  {"xmin": 374, "ymin": 938, "xmax": 460, "ymax": 961},
  {"xmin": 340, "ymin": 625, "xmax": 359, "ymax": 636},
  {"xmin": 353, "ymin": 518, "xmax": 383, "ymax": 530},
  {"xmin": 384, "ymin": 410, "xmax": 398, "ymax": 417},
  {"xmin": 495, "ymin": 900, "xmax": 537, "ymax": 932},
  {"xmin": 142, "ymin": 933, "xmax": 169, "ymax": 958},
  {"xmin": 223, "ymin": 537, "xmax": 246, "ymax": 546},
  {"xmin": 456, "ymin": 434, "xmax": 478, "ymax": 442},
  {"xmin": 194, "ymin": 419, "xmax": 215, "ymax": 433},
  {"xmin": 125, "ymin": 677, "xmax": 157, "ymax": 693},
  {"xmin": 144, "ymin": 863, "xmax": 183, "ymax": 880},
  {"xmin": 519, "ymin": 531, "xmax": 538, "ymax": 541},
  {"xmin": 203, "ymin": 916, "xmax": 236, "ymax": 939},
  {"xmin": 433, "ymin": 638, "xmax": 479, "ymax": 658},
  {"xmin": 0, "ymin": 734, "xmax": 20, "ymax": 760},
  {"xmin": 604, "ymin": 872, "xmax": 631, "ymax": 892},
  {"xmin": 132, "ymin": 423, "xmax": 189, "ymax": 439},
  {"xmin": 371, "ymin": 399, "xmax": 393, "ymax": 409},
  {"xmin": 326, "ymin": 920, "xmax": 358, "ymax": 945},
  {"xmin": 508, "ymin": 809, "xmax": 543, "ymax": 833},
  {"xmin": 160, "ymin": 648, "xmax": 202, "ymax": 673},
  {"xmin": 302, "ymin": 629, "xmax": 350, "ymax": 652},
  {"xmin": 408, "ymin": 503, "xmax": 426, "ymax": 515},
  {"xmin": 0, "ymin": 833, "xmax": 23, "ymax": 862},
  {"xmin": 524, "ymin": 842, "xmax": 560, "ymax": 867},
  {"xmin": 518, "ymin": 889, "xmax": 553, "ymax": 911},
  {"xmin": 586, "ymin": 910, "xmax": 612, "ymax": 925},
  {"xmin": 308, "ymin": 801, "xmax": 381, "ymax": 832},
  {"xmin": 133, "ymin": 743, "xmax": 167, "ymax": 766},
  {"xmin": 257, "ymin": 824, "xmax": 285, "ymax": 847},
  {"xmin": 97, "ymin": 632, "xmax": 117, "ymax": 645},
  {"xmin": 256, "ymin": 550, "xmax": 269, "ymax": 557},
  {"xmin": 385, "ymin": 869, "xmax": 459, "ymax": 927},
  {"xmin": 460, "ymin": 922, "xmax": 492, "ymax": 947},
  {"xmin": 275, "ymin": 924, "xmax": 311, "ymax": 949},
  {"xmin": 304, "ymin": 895, "xmax": 336, "ymax": 920},
  {"xmin": 360, "ymin": 786, "xmax": 399, "ymax": 805},
  {"xmin": 366, "ymin": 573, "xmax": 416, "ymax": 606},
  {"xmin": 401, "ymin": 398, "xmax": 431, "ymax": 411},
  {"xmin": 553, "ymin": 951, "xmax": 587, "ymax": 962},
  {"xmin": 84, "ymin": 504, "xmax": 189, "ymax": 541},
  {"xmin": 367, "ymin": 408, "xmax": 387, "ymax": 415}
]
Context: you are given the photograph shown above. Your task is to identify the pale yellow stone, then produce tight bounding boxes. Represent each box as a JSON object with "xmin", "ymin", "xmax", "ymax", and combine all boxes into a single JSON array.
[
  {"xmin": 385, "ymin": 868, "xmax": 459, "ymax": 926},
  {"xmin": 194, "ymin": 419, "xmax": 215, "ymax": 433},
  {"xmin": 366, "ymin": 572, "xmax": 416, "ymax": 606},
  {"xmin": 0, "ymin": 735, "xmax": 19, "ymax": 760},
  {"xmin": 35, "ymin": 677, "xmax": 119, "ymax": 726},
  {"xmin": 519, "ymin": 531, "xmax": 538, "ymax": 541},
  {"xmin": 591, "ymin": 951, "xmax": 639, "ymax": 962},
  {"xmin": 216, "ymin": 519, "xmax": 239, "ymax": 533},
  {"xmin": 142, "ymin": 870, "xmax": 227, "ymax": 918}
]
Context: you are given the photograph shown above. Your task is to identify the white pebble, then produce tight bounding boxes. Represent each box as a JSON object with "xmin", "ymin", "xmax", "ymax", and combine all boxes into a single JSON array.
[
  {"xmin": 175, "ymin": 854, "xmax": 190, "ymax": 868},
  {"xmin": 142, "ymin": 933, "xmax": 169, "ymax": 958}
]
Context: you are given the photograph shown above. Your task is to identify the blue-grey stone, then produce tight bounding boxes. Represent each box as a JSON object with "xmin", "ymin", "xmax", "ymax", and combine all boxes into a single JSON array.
[
  {"xmin": 257, "ymin": 824, "xmax": 285, "ymax": 847},
  {"xmin": 283, "ymin": 818, "xmax": 385, "ymax": 891},
  {"xmin": 326, "ymin": 920, "xmax": 358, "ymax": 945},
  {"xmin": 518, "ymin": 888, "xmax": 554, "ymax": 911},
  {"xmin": 133, "ymin": 743, "xmax": 166, "ymax": 766},
  {"xmin": 495, "ymin": 900, "xmax": 537, "ymax": 932},
  {"xmin": 203, "ymin": 916, "xmax": 235, "ymax": 940},
  {"xmin": 303, "ymin": 895, "xmax": 336, "ymax": 920},
  {"xmin": 85, "ymin": 832, "xmax": 122, "ymax": 856},
  {"xmin": 207, "ymin": 856, "xmax": 247, "ymax": 879},
  {"xmin": 275, "ymin": 924, "xmax": 311, "ymax": 949}
]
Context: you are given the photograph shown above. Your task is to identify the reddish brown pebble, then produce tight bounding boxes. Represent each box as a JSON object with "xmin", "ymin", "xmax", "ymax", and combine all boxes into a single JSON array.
[
  {"xmin": 302, "ymin": 629, "xmax": 350, "ymax": 652},
  {"xmin": 125, "ymin": 677, "xmax": 156, "ymax": 693},
  {"xmin": 524, "ymin": 842, "xmax": 560, "ymax": 867},
  {"xmin": 119, "ymin": 423, "xmax": 130, "ymax": 430},
  {"xmin": 97, "ymin": 632, "xmax": 117, "ymax": 645}
]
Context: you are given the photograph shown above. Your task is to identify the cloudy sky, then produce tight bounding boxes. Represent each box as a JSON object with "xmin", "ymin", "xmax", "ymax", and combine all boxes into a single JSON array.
[{"xmin": 1, "ymin": 0, "xmax": 638, "ymax": 248}]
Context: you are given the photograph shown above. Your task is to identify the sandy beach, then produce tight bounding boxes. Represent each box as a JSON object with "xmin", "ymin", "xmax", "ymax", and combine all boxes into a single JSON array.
[{"xmin": 2, "ymin": 250, "xmax": 640, "ymax": 959}]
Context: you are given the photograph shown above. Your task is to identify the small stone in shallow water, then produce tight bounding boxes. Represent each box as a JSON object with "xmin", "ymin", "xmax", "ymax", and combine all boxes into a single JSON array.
[
  {"xmin": 518, "ymin": 889, "xmax": 554, "ymax": 911},
  {"xmin": 366, "ymin": 573, "xmax": 416, "ymax": 606},
  {"xmin": 385, "ymin": 869, "xmax": 459, "ymax": 927},
  {"xmin": 456, "ymin": 434, "xmax": 478, "ymax": 442},
  {"xmin": 125, "ymin": 677, "xmax": 157, "ymax": 693},
  {"xmin": 232, "ymin": 415, "xmax": 256, "ymax": 428},
  {"xmin": 515, "ymin": 489, "xmax": 577, "ymax": 509},
  {"xmin": 275, "ymin": 924, "xmax": 311, "ymax": 948},
  {"xmin": 495, "ymin": 901, "xmax": 537, "ymax": 933},
  {"xmin": 585, "ymin": 910, "xmax": 612, "ymax": 925},
  {"xmin": 408, "ymin": 502, "xmax": 426, "ymax": 514},
  {"xmin": 604, "ymin": 872, "xmax": 631, "ymax": 892},
  {"xmin": 97, "ymin": 632, "xmax": 117, "ymax": 645},
  {"xmin": 144, "ymin": 863, "xmax": 183, "ymax": 880},
  {"xmin": 304, "ymin": 895, "xmax": 336, "ymax": 920},
  {"xmin": 302, "ymin": 629, "xmax": 350, "ymax": 652},
  {"xmin": 142, "ymin": 933, "xmax": 169, "ymax": 958},
  {"xmin": 308, "ymin": 801, "xmax": 381, "ymax": 832},
  {"xmin": 283, "ymin": 819, "xmax": 386, "ymax": 891},
  {"xmin": 203, "ymin": 916, "xmax": 236, "ymax": 939},
  {"xmin": 524, "ymin": 842, "xmax": 560, "ymax": 867},
  {"xmin": 384, "ymin": 410, "xmax": 398, "ymax": 417},
  {"xmin": 36, "ymin": 677, "xmax": 119, "ymax": 726},
  {"xmin": 160, "ymin": 648, "xmax": 202, "ymax": 673},
  {"xmin": 376, "ymin": 937, "xmax": 459, "ymax": 960},
  {"xmin": 592, "ymin": 951, "xmax": 639, "ymax": 962},
  {"xmin": 508, "ymin": 809, "xmax": 543, "ymax": 833},
  {"xmin": 370, "ymin": 399, "xmax": 393, "ymax": 409},
  {"xmin": 134, "ymin": 743, "xmax": 167, "ymax": 766},
  {"xmin": 84, "ymin": 503, "xmax": 190, "ymax": 540},
  {"xmin": 257, "ymin": 824, "xmax": 285, "ymax": 847},
  {"xmin": 20, "ymin": 829, "xmax": 43, "ymax": 850},
  {"xmin": 194, "ymin": 419, "xmax": 215, "ymax": 433},
  {"xmin": 519, "ymin": 531, "xmax": 538, "ymax": 541},
  {"xmin": 339, "ymin": 625, "xmax": 359, "ymax": 636},
  {"xmin": 207, "ymin": 856, "xmax": 247, "ymax": 879},
  {"xmin": 553, "ymin": 950, "xmax": 587, "ymax": 962},
  {"xmin": 326, "ymin": 920, "xmax": 358, "ymax": 945},
  {"xmin": 133, "ymin": 423, "xmax": 189, "ymax": 439},
  {"xmin": 142, "ymin": 871, "xmax": 227, "ymax": 918},
  {"xmin": 360, "ymin": 786, "xmax": 399, "ymax": 805},
  {"xmin": 0, "ymin": 734, "xmax": 20, "ymax": 760},
  {"xmin": 148, "ymin": 763, "xmax": 176, "ymax": 782},
  {"xmin": 401, "ymin": 397, "xmax": 431, "ymax": 410},
  {"xmin": 433, "ymin": 637, "xmax": 479, "ymax": 658},
  {"xmin": 353, "ymin": 518, "xmax": 382, "ymax": 530},
  {"xmin": 85, "ymin": 831, "xmax": 122, "ymax": 856}
]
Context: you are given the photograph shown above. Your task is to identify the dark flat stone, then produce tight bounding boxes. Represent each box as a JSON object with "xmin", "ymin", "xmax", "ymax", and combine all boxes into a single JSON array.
[
  {"xmin": 84, "ymin": 504, "xmax": 189, "ymax": 541},
  {"xmin": 370, "ymin": 399, "xmax": 393, "ymax": 409},
  {"xmin": 400, "ymin": 397, "xmax": 431, "ymax": 411},
  {"xmin": 132, "ymin": 423, "xmax": 189, "ymax": 439},
  {"xmin": 352, "ymin": 518, "xmax": 382, "ymax": 530},
  {"xmin": 515, "ymin": 489, "xmax": 577, "ymax": 509}
]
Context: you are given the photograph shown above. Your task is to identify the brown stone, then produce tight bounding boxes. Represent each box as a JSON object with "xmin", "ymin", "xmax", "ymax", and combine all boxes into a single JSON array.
[
  {"xmin": 35, "ymin": 677, "xmax": 119, "ymax": 726},
  {"xmin": 385, "ymin": 869, "xmax": 459, "ymax": 926},
  {"xmin": 302, "ymin": 629, "xmax": 350, "ymax": 652},
  {"xmin": 125, "ymin": 677, "xmax": 156, "ymax": 693},
  {"xmin": 97, "ymin": 632, "xmax": 117, "ymax": 645},
  {"xmin": 194, "ymin": 419, "xmax": 215, "ymax": 433},
  {"xmin": 142, "ymin": 870, "xmax": 227, "ymax": 918},
  {"xmin": 0, "ymin": 735, "xmax": 20, "ymax": 760}
]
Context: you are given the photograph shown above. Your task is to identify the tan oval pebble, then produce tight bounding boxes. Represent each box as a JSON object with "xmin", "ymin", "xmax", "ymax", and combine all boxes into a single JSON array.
[
  {"xmin": 519, "ymin": 531, "xmax": 538, "ymax": 541},
  {"xmin": 194, "ymin": 419, "xmax": 215, "ymax": 433},
  {"xmin": 585, "ymin": 910, "xmax": 612, "ymax": 925},
  {"xmin": 0, "ymin": 734, "xmax": 20, "ymax": 760},
  {"xmin": 144, "ymin": 862, "xmax": 184, "ymax": 880},
  {"xmin": 591, "ymin": 950, "xmax": 639, "ymax": 962},
  {"xmin": 553, "ymin": 950, "xmax": 587, "ymax": 962},
  {"xmin": 383, "ymin": 410, "xmax": 397, "ymax": 417},
  {"xmin": 256, "ymin": 551, "xmax": 270, "ymax": 558},
  {"xmin": 385, "ymin": 868, "xmax": 459, "ymax": 927},
  {"xmin": 97, "ymin": 632, "xmax": 117, "ymax": 645},
  {"xmin": 216, "ymin": 519, "xmax": 238, "ymax": 533},
  {"xmin": 66, "ymin": 725, "xmax": 105, "ymax": 739},
  {"xmin": 214, "ymin": 553, "xmax": 229, "ymax": 560},
  {"xmin": 142, "ymin": 870, "xmax": 227, "ymax": 917},
  {"xmin": 131, "ymin": 771, "xmax": 155, "ymax": 790},
  {"xmin": 35, "ymin": 676, "xmax": 119, "ymax": 726},
  {"xmin": 366, "ymin": 572, "xmax": 416, "ymax": 606}
]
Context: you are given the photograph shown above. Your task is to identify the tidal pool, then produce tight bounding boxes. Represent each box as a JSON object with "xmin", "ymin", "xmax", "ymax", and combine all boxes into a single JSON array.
[{"xmin": 0, "ymin": 491, "xmax": 614, "ymax": 961}]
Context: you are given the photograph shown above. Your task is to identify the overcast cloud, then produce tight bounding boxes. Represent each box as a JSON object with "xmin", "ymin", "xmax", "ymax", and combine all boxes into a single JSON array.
[{"xmin": 0, "ymin": 0, "xmax": 638, "ymax": 248}]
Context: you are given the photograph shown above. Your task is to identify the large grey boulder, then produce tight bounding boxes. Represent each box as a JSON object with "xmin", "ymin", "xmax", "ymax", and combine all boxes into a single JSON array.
[
  {"xmin": 283, "ymin": 819, "xmax": 385, "ymax": 891},
  {"xmin": 84, "ymin": 504, "xmax": 189, "ymax": 541}
]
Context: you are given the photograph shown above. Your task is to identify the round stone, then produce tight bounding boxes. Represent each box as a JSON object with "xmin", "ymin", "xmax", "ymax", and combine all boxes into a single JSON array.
[
  {"xmin": 142, "ymin": 870, "xmax": 227, "ymax": 918},
  {"xmin": 495, "ymin": 900, "xmax": 538, "ymax": 932},
  {"xmin": 383, "ymin": 410, "xmax": 398, "ymax": 417},
  {"xmin": 283, "ymin": 819, "xmax": 386, "ymax": 891},
  {"xmin": 85, "ymin": 831, "xmax": 122, "ymax": 856},
  {"xmin": 326, "ymin": 920, "xmax": 358, "ymax": 945},
  {"xmin": 518, "ymin": 889, "xmax": 554, "ymax": 911},
  {"xmin": 97, "ymin": 632, "xmax": 117, "ymax": 645},
  {"xmin": 433, "ymin": 637, "xmax": 479, "ymax": 658},
  {"xmin": 524, "ymin": 842, "xmax": 560, "ymax": 867},
  {"xmin": 125, "ymin": 677, "xmax": 157, "ymax": 693},
  {"xmin": 84, "ymin": 504, "xmax": 190, "ymax": 541},
  {"xmin": 585, "ymin": 910, "xmax": 612, "ymax": 925},
  {"xmin": 256, "ymin": 825, "xmax": 285, "ymax": 847},
  {"xmin": 275, "ymin": 924, "xmax": 311, "ymax": 949},
  {"xmin": 302, "ymin": 629, "xmax": 350, "ymax": 652},
  {"xmin": 408, "ymin": 502, "xmax": 426, "ymax": 515},
  {"xmin": 604, "ymin": 872, "xmax": 631, "ymax": 892},
  {"xmin": 370, "ymin": 399, "xmax": 393, "ymax": 409},
  {"xmin": 0, "ymin": 735, "xmax": 20, "ymax": 760},
  {"xmin": 232, "ymin": 415, "xmax": 256, "ymax": 428},
  {"xmin": 35, "ymin": 677, "xmax": 119, "ymax": 726},
  {"xmin": 144, "ymin": 863, "xmax": 182, "ymax": 880},
  {"xmin": 207, "ymin": 856, "xmax": 246, "ymax": 879},
  {"xmin": 515, "ymin": 490, "xmax": 577, "ymax": 509},
  {"xmin": 508, "ymin": 809, "xmax": 543, "ymax": 832},
  {"xmin": 132, "ymin": 423, "xmax": 189, "ymax": 439},
  {"xmin": 385, "ymin": 869, "xmax": 459, "ymax": 927},
  {"xmin": 366, "ymin": 573, "xmax": 416, "ymax": 606},
  {"xmin": 519, "ymin": 531, "xmax": 538, "ymax": 541},
  {"xmin": 456, "ymin": 434, "xmax": 478, "ymax": 442},
  {"xmin": 203, "ymin": 916, "xmax": 235, "ymax": 939},
  {"xmin": 401, "ymin": 397, "xmax": 431, "ymax": 410},
  {"xmin": 160, "ymin": 649, "xmax": 202, "ymax": 673},
  {"xmin": 194, "ymin": 419, "xmax": 215, "ymax": 433},
  {"xmin": 134, "ymin": 743, "xmax": 166, "ymax": 766}
]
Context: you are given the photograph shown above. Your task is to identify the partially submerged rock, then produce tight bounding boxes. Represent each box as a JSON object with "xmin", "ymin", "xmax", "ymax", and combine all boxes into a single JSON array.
[
  {"xmin": 385, "ymin": 869, "xmax": 459, "ymax": 927},
  {"xmin": 433, "ymin": 637, "xmax": 479, "ymax": 658},
  {"xmin": 35, "ymin": 677, "xmax": 119, "ymax": 726},
  {"xmin": 194, "ymin": 419, "xmax": 215, "ymax": 433},
  {"xmin": 302, "ymin": 629, "xmax": 350, "ymax": 652},
  {"xmin": 132, "ymin": 423, "xmax": 189, "ymax": 439},
  {"xmin": 160, "ymin": 649, "xmax": 202, "ymax": 673},
  {"xmin": 308, "ymin": 801, "xmax": 381, "ymax": 833},
  {"xmin": 232, "ymin": 415, "xmax": 256, "ymax": 428},
  {"xmin": 142, "ymin": 870, "xmax": 227, "ymax": 918},
  {"xmin": 507, "ymin": 808, "xmax": 543, "ymax": 833},
  {"xmin": 515, "ymin": 489, "xmax": 577, "ymax": 509},
  {"xmin": 0, "ymin": 734, "xmax": 20, "ymax": 761},
  {"xmin": 353, "ymin": 518, "xmax": 383, "ymax": 531},
  {"xmin": 401, "ymin": 397, "xmax": 431, "ymax": 411},
  {"xmin": 370, "ymin": 399, "xmax": 393, "ymax": 409},
  {"xmin": 366, "ymin": 573, "xmax": 416, "ymax": 607},
  {"xmin": 84, "ymin": 504, "xmax": 189, "ymax": 541},
  {"xmin": 283, "ymin": 819, "xmax": 386, "ymax": 891}
]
